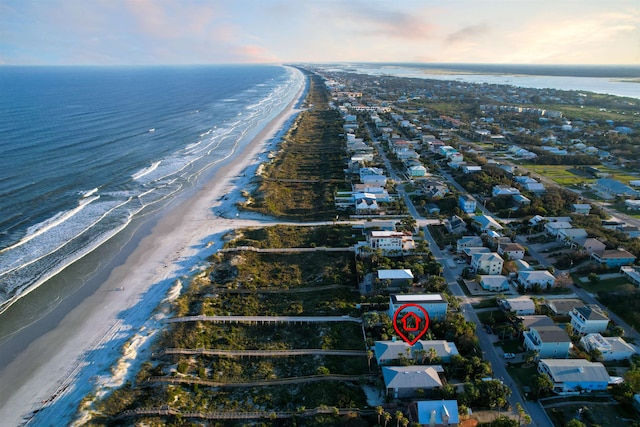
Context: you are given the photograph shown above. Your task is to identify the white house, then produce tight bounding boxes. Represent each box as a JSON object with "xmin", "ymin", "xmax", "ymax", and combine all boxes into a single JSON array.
[
  {"xmin": 523, "ymin": 326, "xmax": 571, "ymax": 358},
  {"xmin": 382, "ymin": 365, "xmax": 444, "ymax": 398},
  {"xmin": 492, "ymin": 185, "xmax": 520, "ymax": 197},
  {"xmin": 378, "ymin": 269, "xmax": 414, "ymax": 287},
  {"xmin": 389, "ymin": 294, "xmax": 448, "ymax": 321},
  {"xmin": 570, "ymin": 306, "xmax": 610, "ymax": 334},
  {"xmin": 473, "ymin": 215, "xmax": 503, "ymax": 232},
  {"xmin": 497, "ymin": 242, "xmax": 526, "ymax": 260},
  {"xmin": 580, "ymin": 333, "xmax": 637, "ymax": 361},
  {"xmin": 545, "ymin": 221, "xmax": 573, "ymax": 237},
  {"xmin": 471, "ymin": 252, "xmax": 504, "ymax": 275},
  {"xmin": 537, "ymin": 359, "xmax": 610, "ymax": 393},
  {"xmin": 374, "ymin": 340, "xmax": 459, "ymax": 365},
  {"xmin": 572, "ymin": 204, "xmax": 592, "ymax": 215},
  {"xmin": 517, "ymin": 270, "xmax": 556, "ymax": 289},
  {"xmin": 456, "ymin": 235, "xmax": 483, "ymax": 252},
  {"xmin": 479, "ymin": 275, "xmax": 510, "ymax": 292},
  {"xmin": 499, "ymin": 297, "xmax": 535, "ymax": 315},
  {"xmin": 366, "ymin": 230, "xmax": 415, "ymax": 255}
]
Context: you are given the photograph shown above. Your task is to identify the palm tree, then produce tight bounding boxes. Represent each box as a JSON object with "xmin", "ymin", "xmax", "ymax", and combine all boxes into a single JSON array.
[
  {"xmin": 395, "ymin": 410, "xmax": 404, "ymax": 427},
  {"xmin": 383, "ymin": 411, "xmax": 392, "ymax": 427},
  {"xmin": 376, "ymin": 406, "xmax": 384, "ymax": 426}
]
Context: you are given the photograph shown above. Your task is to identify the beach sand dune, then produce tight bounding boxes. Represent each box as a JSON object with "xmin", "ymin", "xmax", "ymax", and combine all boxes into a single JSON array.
[{"xmin": 0, "ymin": 68, "xmax": 307, "ymax": 426}]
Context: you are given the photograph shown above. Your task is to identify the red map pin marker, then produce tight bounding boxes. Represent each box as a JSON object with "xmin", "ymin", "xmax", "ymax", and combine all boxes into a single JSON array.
[{"xmin": 392, "ymin": 303, "xmax": 430, "ymax": 346}]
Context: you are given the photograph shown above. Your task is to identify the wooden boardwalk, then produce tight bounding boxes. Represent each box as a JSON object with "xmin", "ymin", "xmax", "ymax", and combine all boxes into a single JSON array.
[
  {"xmin": 117, "ymin": 405, "xmax": 374, "ymax": 421},
  {"xmin": 163, "ymin": 348, "xmax": 368, "ymax": 357},
  {"xmin": 167, "ymin": 315, "xmax": 362, "ymax": 324},
  {"xmin": 146, "ymin": 373, "xmax": 375, "ymax": 388}
]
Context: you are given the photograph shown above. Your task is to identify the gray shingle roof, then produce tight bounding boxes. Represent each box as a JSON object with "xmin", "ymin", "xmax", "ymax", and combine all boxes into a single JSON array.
[{"xmin": 540, "ymin": 359, "xmax": 609, "ymax": 383}]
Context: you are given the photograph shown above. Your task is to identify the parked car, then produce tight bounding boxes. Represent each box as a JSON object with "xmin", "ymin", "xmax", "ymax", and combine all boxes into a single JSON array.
[{"xmin": 503, "ymin": 353, "xmax": 515, "ymax": 359}]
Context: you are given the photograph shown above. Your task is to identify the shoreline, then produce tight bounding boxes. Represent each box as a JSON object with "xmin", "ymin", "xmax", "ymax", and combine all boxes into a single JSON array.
[{"xmin": 0, "ymin": 66, "xmax": 307, "ymax": 426}]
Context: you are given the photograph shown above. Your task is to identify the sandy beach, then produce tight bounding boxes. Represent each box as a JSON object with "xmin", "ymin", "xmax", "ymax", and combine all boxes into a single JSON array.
[{"xmin": 0, "ymin": 68, "xmax": 307, "ymax": 426}]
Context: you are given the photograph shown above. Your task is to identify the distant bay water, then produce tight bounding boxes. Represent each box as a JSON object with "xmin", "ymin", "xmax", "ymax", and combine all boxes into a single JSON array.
[
  {"xmin": 331, "ymin": 63, "xmax": 640, "ymax": 99},
  {"xmin": 0, "ymin": 65, "xmax": 304, "ymax": 318}
]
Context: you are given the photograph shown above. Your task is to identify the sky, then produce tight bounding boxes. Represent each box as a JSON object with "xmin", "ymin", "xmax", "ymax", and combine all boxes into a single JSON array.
[{"xmin": 1, "ymin": 0, "xmax": 639, "ymax": 66}]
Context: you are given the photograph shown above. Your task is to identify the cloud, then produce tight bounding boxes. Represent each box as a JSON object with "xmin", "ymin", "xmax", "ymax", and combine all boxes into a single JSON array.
[
  {"xmin": 338, "ymin": 2, "xmax": 436, "ymax": 40},
  {"xmin": 445, "ymin": 24, "xmax": 489, "ymax": 45}
]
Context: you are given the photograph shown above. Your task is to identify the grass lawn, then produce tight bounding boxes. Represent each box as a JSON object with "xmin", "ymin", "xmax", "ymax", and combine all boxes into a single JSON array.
[
  {"xmin": 472, "ymin": 297, "xmax": 498, "ymax": 309},
  {"xmin": 573, "ymin": 274, "xmax": 636, "ymax": 294},
  {"xmin": 506, "ymin": 362, "xmax": 537, "ymax": 396},
  {"xmin": 523, "ymin": 164, "xmax": 595, "ymax": 186}
]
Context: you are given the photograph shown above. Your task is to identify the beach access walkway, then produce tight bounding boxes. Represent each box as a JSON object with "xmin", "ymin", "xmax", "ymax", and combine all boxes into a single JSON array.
[
  {"xmin": 116, "ymin": 406, "xmax": 374, "ymax": 421},
  {"xmin": 146, "ymin": 373, "xmax": 376, "ymax": 388},
  {"xmin": 218, "ymin": 245, "xmax": 354, "ymax": 253},
  {"xmin": 167, "ymin": 315, "xmax": 362, "ymax": 324},
  {"xmin": 162, "ymin": 348, "xmax": 367, "ymax": 357}
]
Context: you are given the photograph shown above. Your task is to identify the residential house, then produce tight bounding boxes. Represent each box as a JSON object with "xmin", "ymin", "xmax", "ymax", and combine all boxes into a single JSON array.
[
  {"xmin": 591, "ymin": 248, "xmax": 636, "ymax": 268},
  {"xmin": 537, "ymin": 359, "xmax": 610, "ymax": 393},
  {"xmin": 557, "ymin": 228, "xmax": 588, "ymax": 246},
  {"xmin": 462, "ymin": 247, "xmax": 491, "ymax": 259},
  {"xmin": 462, "ymin": 165, "xmax": 482, "ymax": 174},
  {"xmin": 579, "ymin": 238, "xmax": 606, "ymax": 255},
  {"xmin": 499, "ymin": 296, "xmax": 535, "ymax": 315},
  {"xmin": 366, "ymin": 230, "xmax": 416, "ymax": 255},
  {"xmin": 479, "ymin": 275, "xmax": 510, "ymax": 292},
  {"xmin": 523, "ymin": 181, "xmax": 546, "ymax": 193},
  {"xmin": 523, "ymin": 326, "xmax": 571, "ymax": 358},
  {"xmin": 389, "ymin": 294, "xmax": 448, "ymax": 321},
  {"xmin": 422, "ymin": 180, "xmax": 450, "ymax": 199},
  {"xmin": 444, "ymin": 215, "xmax": 468, "ymax": 235},
  {"xmin": 624, "ymin": 199, "xmax": 640, "ymax": 211},
  {"xmin": 425, "ymin": 203, "xmax": 441, "ymax": 214},
  {"xmin": 621, "ymin": 265, "xmax": 640, "ymax": 286},
  {"xmin": 572, "ymin": 204, "xmax": 592, "ymax": 215},
  {"xmin": 382, "ymin": 365, "xmax": 444, "ymax": 398},
  {"xmin": 518, "ymin": 315, "xmax": 555, "ymax": 330},
  {"xmin": 473, "ymin": 215, "xmax": 503, "ymax": 232},
  {"xmin": 378, "ymin": 269, "xmax": 414, "ymax": 288},
  {"xmin": 512, "ymin": 194, "xmax": 531, "ymax": 206},
  {"xmin": 414, "ymin": 400, "xmax": 459, "ymax": 427},
  {"xmin": 546, "ymin": 299, "xmax": 585, "ymax": 316},
  {"xmin": 458, "ymin": 194, "xmax": 476, "ymax": 214},
  {"xmin": 580, "ymin": 333, "xmax": 637, "ymax": 361},
  {"xmin": 497, "ymin": 242, "xmax": 526, "ymax": 260},
  {"xmin": 617, "ymin": 225, "xmax": 640, "ymax": 239},
  {"xmin": 514, "ymin": 259, "xmax": 532, "ymax": 272},
  {"xmin": 456, "ymin": 235, "xmax": 484, "ymax": 252},
  {"xmin": 517, "ymin": 270, "xmax": 555, "ymax": 289},
  {"xmin": 570, "ymin": 306, "xmax": 610, "ymax": 334},
  {"xmin": 492, "ymin": 185, "xmax": 521, "ymax": 197},
  {"xmin": 545, "ymin": 221, "xmax": 573, "ymax": 237},
  {"xmin": 593, "ymin": 178, "xmax": 640, "ymax": 199},
  {"xmin": 354, "ymin": 193, "xmax": 378, "ymax": 213},
  {"xmin": 374, "ymin": 340, "xmax": 459, "ymax": 365},
  {"xmin": 471, "ymin": 252, "xmax": 504, "ymax": 275},
  {"xmin": 408, "ymin": 164, "xmax": 428, "ymax": 177}
]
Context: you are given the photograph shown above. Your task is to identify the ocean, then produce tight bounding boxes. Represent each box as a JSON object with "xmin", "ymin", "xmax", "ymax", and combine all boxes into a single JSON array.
[{"xmin": 0, "ymin": 65, "xmax": 304, "ymax": 325}]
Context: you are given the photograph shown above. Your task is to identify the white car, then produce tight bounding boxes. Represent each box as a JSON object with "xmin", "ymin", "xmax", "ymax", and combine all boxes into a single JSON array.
[{"xmin": 503, "ymin": 353, "xmax": 515, "ymax": 359}]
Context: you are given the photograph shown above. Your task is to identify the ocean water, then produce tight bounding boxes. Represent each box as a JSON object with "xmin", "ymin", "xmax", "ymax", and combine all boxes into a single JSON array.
[
  {"xmin": 330, "ymin": 63, "xmax": 640, "ymax": 99},
  {"xmin": 0, "ymin": 65, "xmax": 304, "ymax": 316}
]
